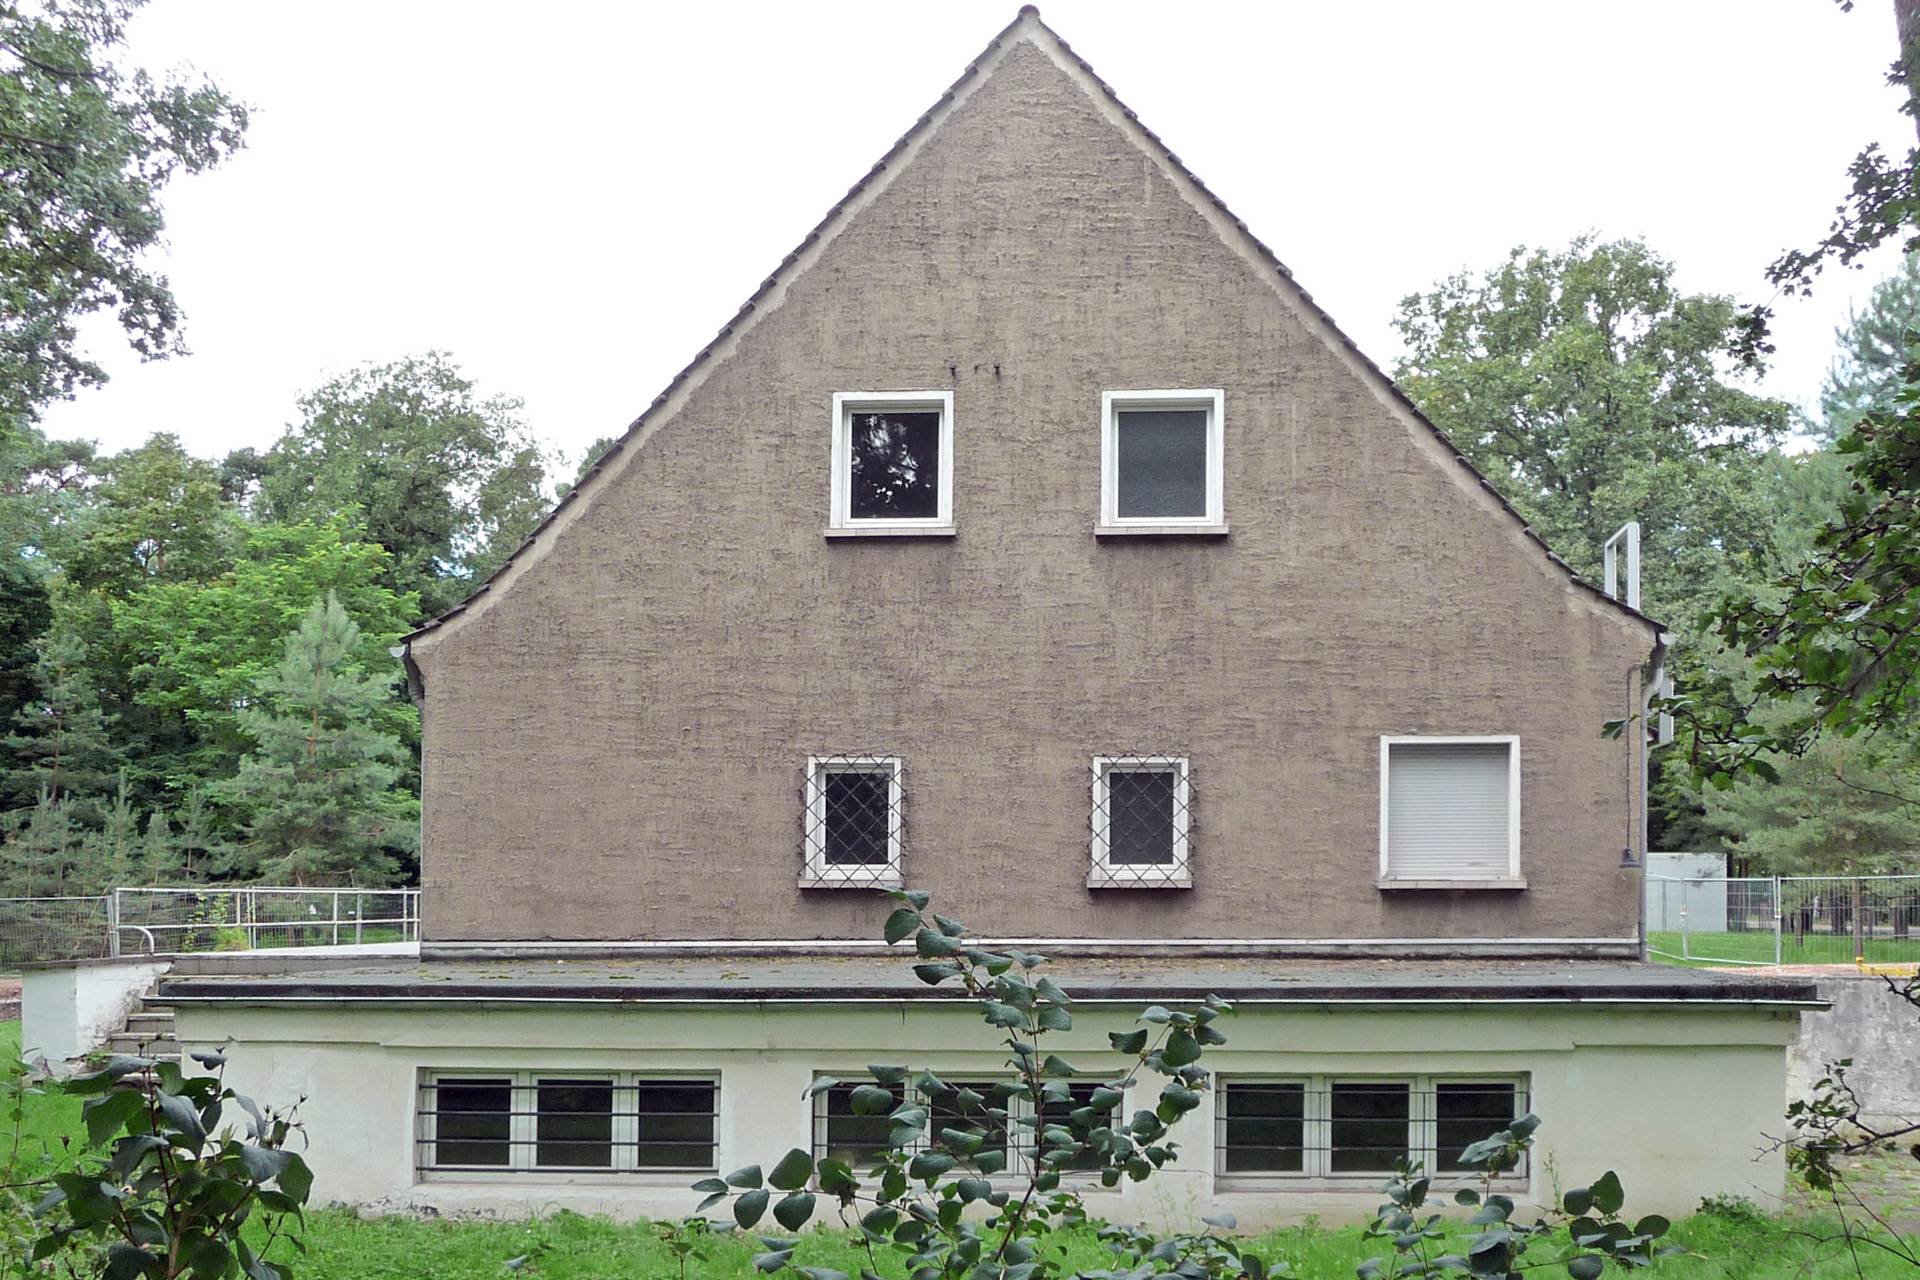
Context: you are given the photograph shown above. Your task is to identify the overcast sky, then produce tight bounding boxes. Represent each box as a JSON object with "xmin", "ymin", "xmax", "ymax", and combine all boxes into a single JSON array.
[{"xmin": 35, "ymin": 0, "xmax": 1918, "ymax": 470}]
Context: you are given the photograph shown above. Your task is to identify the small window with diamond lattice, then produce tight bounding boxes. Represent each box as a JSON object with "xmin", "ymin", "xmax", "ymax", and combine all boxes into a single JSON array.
[
  {"xmin": 803, "ymin": 755, "xmax": 904, "ymax": 888},
  {"xmin": 1089, "ymin": 755, "xmax": 1191, "ymax": 888}
]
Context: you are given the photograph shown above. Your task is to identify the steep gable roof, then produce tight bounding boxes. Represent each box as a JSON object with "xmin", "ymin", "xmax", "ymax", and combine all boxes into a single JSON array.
[{"xmin": 404, "ymin": 6, "xmax": 1657, "ymax": 652}]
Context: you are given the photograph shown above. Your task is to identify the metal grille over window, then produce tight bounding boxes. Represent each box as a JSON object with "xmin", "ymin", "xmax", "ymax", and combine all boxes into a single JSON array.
[
  {"xmin": 816, "ymin": 1079, "xmax": 1014, "ymax": 1173},
  {"xmin": 804, "ymin": 755, "xmax": 903, "ymax": 887},
  {"xmin": 417, "ymin": 1075, "xmax": 717, "ymax": 1175},
  {"xmin": 1089, "ymin": 756, "xmax": 1191, "ymax": 887},
  {"xmin": 1216, "ymin": 1077, "xmax": 1527, "ymax": 1183}
]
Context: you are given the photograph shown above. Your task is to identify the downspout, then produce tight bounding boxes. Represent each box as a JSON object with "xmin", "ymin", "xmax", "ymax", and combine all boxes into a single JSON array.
[
  {"xmin": 1638, "ymin": 631, "xmax": 1669, "ymax": 963},
  {"xmin": 391, "ymin": 642, "xmax": 425, "ymax": 708}
]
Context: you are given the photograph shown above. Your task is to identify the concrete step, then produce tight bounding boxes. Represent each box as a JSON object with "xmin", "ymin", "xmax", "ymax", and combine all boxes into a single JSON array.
[
  {"xmin": 123, "ymin": 1011, "xmax": 175, "ymax": 1036},
  {"xmin": 106, "ymin": 1034, "xmax": 181, "ymax": 1061}
]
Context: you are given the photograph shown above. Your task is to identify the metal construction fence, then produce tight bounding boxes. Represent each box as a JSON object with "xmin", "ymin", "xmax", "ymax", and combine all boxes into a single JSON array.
[
  {"xmin": 0, "ymin": 886, "xmax": 420, "ymax": 966},
  {"xmin": 1647, "ymin": 873, "xmax": 1920, "ymax": 966}
]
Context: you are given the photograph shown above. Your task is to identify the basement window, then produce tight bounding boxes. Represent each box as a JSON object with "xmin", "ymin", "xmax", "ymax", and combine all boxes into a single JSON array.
[
  {"xmin": 1098, "ymin": 389, "xmax": 1226, "ymax": 534},
  {"xmin": 829, "ymin": 391, "xmax": 954, "ymax": 535},
  {"xmin": 1216, "ymin": 1076, "xmax": 1528, "ymax": 1185},
  {"xmin": 813, "ymin": 1076, "xmax": 1096, "ymax": 1176},
  {"xmin": 1089, "ymin": 756, "xmax": 1191, "ymax": 888},
  {"xmin": 803, "ymin": 755, "xmax": 904, "ymax": 888},
  {"xmin": 1378, "ymin": 736, "xmax": 1523, "ymax": 888},
  {"xmin": 416, "ymin": 1073, "xmax": 717, "ymax": 1176}
]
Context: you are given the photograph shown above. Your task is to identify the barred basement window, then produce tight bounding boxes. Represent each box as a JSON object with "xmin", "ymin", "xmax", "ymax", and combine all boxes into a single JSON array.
[
  {"xmin": 1216, "ymin": 1076, "xmax": 1527, "ymax": 1184},
  {"xmin": 1089, "ymin": 756, "xmax": 1191, "ymax": 888},
  {"xmin": 416, "ymin": 1073, "xmax": 717, "ymax": 1176},
  {"xmin": 803, "ymin": 756, "xmax": 903, "ymax": 887},
  {"xmin": 814, "ymin": 1078, "xmax": 1096, "ymax": 1175},
  {"xmin": 815, "ymin": 1079, "xmax": 1011, "ymax": 1172}
]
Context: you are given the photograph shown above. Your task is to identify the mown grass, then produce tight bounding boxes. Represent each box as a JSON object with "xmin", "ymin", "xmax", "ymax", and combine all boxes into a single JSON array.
[
  {"xmin": 4, "ymin": 1019, "xmax": 1917, "ymax": 1279},
  {"xmin": 1647, "ymin": 929, "xmax": 1920, "ymax": 968}
]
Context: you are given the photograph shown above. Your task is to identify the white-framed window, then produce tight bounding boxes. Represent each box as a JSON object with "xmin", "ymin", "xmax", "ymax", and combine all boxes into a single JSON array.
[
  {"xmin": 1378, "ymin": 736, "xmax": 1522, "ymax": 886},
  {"xmin": 813, "ymin": 1077, "xmax": 1106, "ymax": 1176},
  {"xmin": 1215, "ymin": 1075, "xmax": 1529, "ymax": 1184},
  {"xmin": 803, "ymin": 755, "xmax": 904, "ymax": 888},
  {"xmin": 415, "ymin": 1071, "xmax": 717, "ymax": 1176},
  {"xmin": 829, "ymin": 391, "xmax": 955, "ymax": 534},
  {"xmin": 1089, "ymin": 755, "xmax": 1191, "ymax": 888},
  {"xmin": 1099, "ymin": 389, "xmax": 1225, "ymax": 533}
]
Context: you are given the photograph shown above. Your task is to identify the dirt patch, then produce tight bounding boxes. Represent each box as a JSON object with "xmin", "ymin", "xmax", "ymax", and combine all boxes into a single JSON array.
[{"xmin": 0, "ymin": 976, "xmax": 19, "ymax": 1021}]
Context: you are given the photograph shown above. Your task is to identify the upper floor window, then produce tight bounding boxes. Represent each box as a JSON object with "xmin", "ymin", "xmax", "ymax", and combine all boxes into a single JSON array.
[
  {"xmin": 803, "ymin": 755, "xmax": 903, "ymax": 888},
  {"xmin": 1099, "ymin": 389, "xmax": 1225, "ymax": 534},
  {"xmin": 1378, "ymin": 736, "xmax": 1522, "ymax": 887},
  {"xmin": 829, "ymin": 391, "xmax": 954, "ymax": 535},
  {"xmin": 1089, "ymin": 755, "xmax": 1191, "ymax": 888}
]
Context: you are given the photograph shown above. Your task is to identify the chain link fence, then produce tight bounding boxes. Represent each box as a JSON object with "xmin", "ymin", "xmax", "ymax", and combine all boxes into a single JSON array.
[
  {"xmin": 1648, "ymin": 873, "xmax": 1920, "ymax": 966},
  {"xmin": 1, "ymin": 887, "xmax": 419, "ymax": 966}
]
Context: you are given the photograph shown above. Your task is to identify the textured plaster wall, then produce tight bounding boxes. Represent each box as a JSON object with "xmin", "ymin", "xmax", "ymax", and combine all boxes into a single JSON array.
[
  {"xmin": 412, "ymin": 35, "xmax": 1655, "ymax": 945},
  {"xmin": 1788, "ymin": 975, "xmax": 1920, "ymax": 1128},
  {"xmin": 175, "ymin": 999, "xmax": 1796, "ymax": 1226}
]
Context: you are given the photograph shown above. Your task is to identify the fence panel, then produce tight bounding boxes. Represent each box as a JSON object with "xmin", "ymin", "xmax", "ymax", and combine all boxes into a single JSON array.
[
  {"xmin": 0, "ymin": 896, "xmax": 110, "ymax": 966},
  {"xmin": 0, "ymin": 888, "xmax": 419, "ymax": 965},
  {"xmin": 1647, "ymin": 873, "xmax": 1920, "ymax": 966}
]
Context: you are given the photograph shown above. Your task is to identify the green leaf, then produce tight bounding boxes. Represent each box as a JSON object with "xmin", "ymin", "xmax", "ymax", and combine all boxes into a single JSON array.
[
  {"xmin": 908, "ymin": 1150, "xmax": 956, "ymax": 1181},
  {"xmin": 1633, "ymin": 1214, "xmax": 1671, "ymax": 1239},
  {"xmin": 1039, "ymin": 1055, "xmax": 1077, "ymax": 1077},
  {"xmin": 1109, "ymin": 1029, "xmax": 1149, "ymax": 1055},
  {"xmin": 901, "ymin": 890, "xmax": 931, "ymax": 910},
  {"xmin": 980, "ymin": 1001, "xmax": 1026, "ymax": 1028},
  {"xmin": 734, "ymin": 1188, "xmax": 771, "ymax": 1229},
  {"xmin": 1161, "ymin": 1030, "xmax": 1203, "ymax": 1067},
  {"xmin": 278, "ymin": 1153, "xmax": 314, "ymax": 1204},
  {"xmin": 727, "ymin": 1165, "xmax": 765, "ymax": 1190},
  {"xmin": 773, "ymin": 1191, "xmax": 817, "ymax": 1230},
  {"xmin": 849, "ymin": 1085, "xmax": 896, "ymax": 1116},
  {"xmin": 1567, "ymin": 1255, "xmax": 1605, "ymax": 1280},
  {"xmin": 105, "ymin": 1243, "xmax": 160, "ymax": 1280},
  {"xmin": 915, "ymin": 928, "xmax": 961, "ymax": 958},
  {"xmin": 154, "ymin": 1092, "xmax": 207, "ymax": 1147},
  {"xmin": 883, "ymin": 909, "xmax": 922, "ymax": 945},
  {"xmin": 932, "ymin": 914, "xmax": 968, "ymax": 937},
  {"xmin": 1455, "ymin": 1188, "xmax": 1481, "ymax": 1206},
  {"xmin": 768, "ymin": 1148, "xmax": 815, "ymax": 1191},
  {"xmin": 1564, "ymin": 1187, "xmax": 1593, "ymax": 1216},
  {"xmin": 185, "ymin": 1236, "xmax": 234, "ymax": 1280},
  {"xmin": 867, "ymin": 1066, "xmax": 909, "ymax": 1085},
  {"xmin": 1035, "ymin": 1004, "xmax": 1072, "ymax": 1031},
  {"xmin": 816, "ymin": 1157, "xmax": 858, "ymax": 1196},
  {"xmin": 913, "ymin": 962, "xmax": 963, "ymax": 985},
  {"xmin": 239, "ymin": 1143, "xmax": 293, "ymax": 1185},
  {"xmin": 1141, "ymin": 1006, "xmax": 1173, "ymax": 1024},
  {"xmin": 751, "ymin": 1247, "xmax": 795, "ymax": 1273},
  {"xmin": 1591, "ymin": 1170, "xmax": 1625, "ymax": 1216},
  {"xmin": 84, "ymin": 1089, "xmax": 147, "ymax": 1149}
]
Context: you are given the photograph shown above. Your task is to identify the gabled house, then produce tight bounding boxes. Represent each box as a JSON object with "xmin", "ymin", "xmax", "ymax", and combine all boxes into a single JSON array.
[{"xmin": 162, "ymin": 8, "xmax": 1819, "ymax": 1225}]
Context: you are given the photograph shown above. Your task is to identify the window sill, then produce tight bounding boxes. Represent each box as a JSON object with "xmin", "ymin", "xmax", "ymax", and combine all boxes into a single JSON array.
[
  {"xmin": 1087, "ymin": 869, "xmax": 1192, "ymax": 890},
  {"xmin": 1095, "ymin": 523, "xmax": 1228, "ymax": 538},
  {"xmin": 1376, "ymin": 877, "xmax": 1527, "ymax": 891},
  {"xmin": 823, "ymin": 525, "xmax": 956, "ymax": 539},
  {"xmin": 799, "ymin": 873, "xmax": 904, "ymax": 890}
]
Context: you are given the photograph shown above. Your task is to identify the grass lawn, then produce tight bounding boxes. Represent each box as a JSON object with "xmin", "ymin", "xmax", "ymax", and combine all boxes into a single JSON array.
[
  {"xmin": 1647, "ymin": 929, "xmax": 1920, "ymax": 967},
  {"xmin": 5, "ymin": 1019, "xmax": 1918, "ymax": 1278}
]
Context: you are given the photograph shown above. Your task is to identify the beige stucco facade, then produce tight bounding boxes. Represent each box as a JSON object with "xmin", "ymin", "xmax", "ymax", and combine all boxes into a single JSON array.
[
  {"xmin": 174, "ymin": 994, "xmax": 1797, "ymax": 1227},
  {"xmin": 404, "ymin": 17, "xmax": 1657, "ymax": 949}
]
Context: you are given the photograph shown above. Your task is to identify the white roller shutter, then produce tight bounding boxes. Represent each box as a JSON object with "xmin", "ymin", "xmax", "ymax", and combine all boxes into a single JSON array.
[{"xmin": 1385, "ymin": 742, "xmax": 1515, "ymax": 878}]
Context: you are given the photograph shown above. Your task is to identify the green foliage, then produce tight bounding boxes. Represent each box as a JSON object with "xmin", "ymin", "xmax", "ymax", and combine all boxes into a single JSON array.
[
  {"xmin": 1820, "ymin": 253, "xmax": 1920, "ymax": 443},
  {"xmin": 110, "ymin": 517, "xmax": 418, "ymax": 785},
  {"xmin": 0, "ymin": 0, "xmax": 249, "ymax": 431},
  {"xmin": 27, "ymin": 1049, "xmax": 311, "ymax": 1280},
  {"xmin": 1358, "ymin": 1116, "xmax": 1679, "ymax": 1280},
  {"xmin": 209, "ymin": 594, "xmax": 418, "ymax": 885},
  {"xmin": 1696, "ymin": 736, "xmax": 1920, "ymax": 875},
  {"xmin": 248, "ymin": 352, "xmax": 554, "ymax": 620},
  {"xmin": 1393, "ymin": 236, "xmax": 1791, "ymax": 628},
  {"xmin": 699, "ymin": 889, "xmax": 1261, "ymax": 1280},
  {"xmin": 1685, "ymin": 361, "xmax": 1920, "ymax": 777},
  {"xmin": 63, "ymin": 434, "xmax": 236, "ymax": 597}
]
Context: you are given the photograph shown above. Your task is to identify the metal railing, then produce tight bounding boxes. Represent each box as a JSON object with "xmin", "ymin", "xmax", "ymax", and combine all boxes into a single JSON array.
[
  {"xmin": 1647, "ymin": 873, "xmax": 1920, "ymax": 966},
  {"xmin": 108, "ymin": 887, "xmax": 420, "ymax": 956},
  {"xmin": 0, "ymin": 887, "xmax": 420, "ymax": 965}
]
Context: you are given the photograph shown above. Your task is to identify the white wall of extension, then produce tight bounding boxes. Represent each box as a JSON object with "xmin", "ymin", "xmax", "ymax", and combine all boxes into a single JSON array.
[{"xmin": 171, "ymin": 997, "xmax": 1802, "ymax": 1228}]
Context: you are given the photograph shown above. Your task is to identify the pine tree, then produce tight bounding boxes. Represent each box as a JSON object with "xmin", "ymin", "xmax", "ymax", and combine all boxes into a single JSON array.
[
  {"xmin": 137, "ymin": 808, "xmax": 185, "ymax": 885},
  {"xmin": 3, "ymin": 625, "xmax": 124, "ymax": 821},
  {"xmin": 1820, "ymin": 252, "xmax": 1920, "ymax": 441},
  {"xmin": 212, "ymin": 594, "xmax": 418, "ymax": 885}
]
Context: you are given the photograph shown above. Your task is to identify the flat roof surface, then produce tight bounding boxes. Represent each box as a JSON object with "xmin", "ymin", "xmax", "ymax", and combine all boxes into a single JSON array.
[{"xmin": 157, "ymin": 954, "xmax": 1824, "ymax": 1006}]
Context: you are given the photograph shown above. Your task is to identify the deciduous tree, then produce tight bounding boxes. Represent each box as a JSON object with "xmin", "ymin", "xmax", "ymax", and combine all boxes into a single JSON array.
[{"xmin": 0, "ymin": 0, "xmax": 248, "ymax": 432}]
